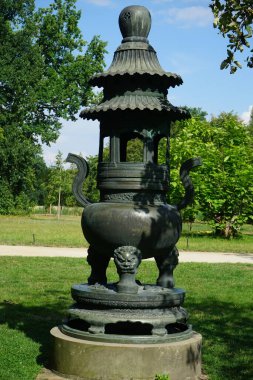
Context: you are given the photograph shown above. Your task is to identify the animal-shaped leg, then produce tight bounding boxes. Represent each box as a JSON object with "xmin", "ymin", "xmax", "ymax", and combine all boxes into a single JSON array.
[
  {"xmin": 87, "ymin": 246, "xmax": 110, "ymax": 285},
  {"xmin": 155, "ymin": 246, "xmax": 179, "ymax": 288}
]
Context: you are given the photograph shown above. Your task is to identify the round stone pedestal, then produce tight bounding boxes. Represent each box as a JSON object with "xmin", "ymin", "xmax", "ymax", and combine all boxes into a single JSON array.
[{"xmin": 50, "ymin": 326, "xmax": 202, "ymax": 380}]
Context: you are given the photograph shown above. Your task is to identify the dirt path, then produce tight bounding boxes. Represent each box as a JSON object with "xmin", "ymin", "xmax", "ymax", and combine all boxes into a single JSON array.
[{"xmin": 0, "ymin": 245, "xmax": 252, "ymax": 263}]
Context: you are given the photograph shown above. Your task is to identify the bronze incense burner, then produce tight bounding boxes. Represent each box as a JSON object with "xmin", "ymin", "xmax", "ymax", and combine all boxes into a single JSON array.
[{"xmin": 65, "ymin": 5, "xmax": 201, "ymax": 343}]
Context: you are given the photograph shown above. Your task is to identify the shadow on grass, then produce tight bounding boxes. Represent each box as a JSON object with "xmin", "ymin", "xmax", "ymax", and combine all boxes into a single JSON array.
[
  {"xmin": 187, "ymin": 297, "xmax": 253, "ymax": 380},
  {"xmin": 0, "ymin": 300, "xmax": 67, "ymax": 368},
  {"xmin": 0, "ymin": 295, "xmax": 252, "ymax": 380}
]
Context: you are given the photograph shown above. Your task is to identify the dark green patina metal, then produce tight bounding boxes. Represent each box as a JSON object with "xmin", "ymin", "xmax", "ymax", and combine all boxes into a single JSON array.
[{"xmin": 65, "ymin": 5, "xmax": 201, "ymax": 343}]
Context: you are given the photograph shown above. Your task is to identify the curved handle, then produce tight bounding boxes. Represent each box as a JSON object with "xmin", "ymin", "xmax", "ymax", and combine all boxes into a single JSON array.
[
  {"xmin": 66, "ymin": 153, "xmax": 92, "ymax": 207},
  {"xmin": 176, "ymin": 157, "xmax": 202, "ymax": 211}
]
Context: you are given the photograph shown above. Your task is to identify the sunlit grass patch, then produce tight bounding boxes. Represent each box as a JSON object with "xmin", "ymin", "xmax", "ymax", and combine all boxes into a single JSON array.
[{"xmin": 0, "ymin": 258, "xmax": 252, "ymax": 379}]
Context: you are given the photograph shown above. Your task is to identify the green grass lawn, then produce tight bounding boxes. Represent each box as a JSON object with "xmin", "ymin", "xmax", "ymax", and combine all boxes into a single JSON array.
[
  {"xmin": 0, "ymin": 257, "xmax": 252, "ymax": 380},
  {"xmin": 0, "ymin": 215, "xmax": 252, "ymax": 253},
  {"xmin": 0, "ymin": 215, "xmax": 85, "ymax": 247}
]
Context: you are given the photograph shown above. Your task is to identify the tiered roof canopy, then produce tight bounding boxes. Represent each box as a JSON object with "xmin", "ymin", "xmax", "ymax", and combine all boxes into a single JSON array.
[{"xmin": 80, "ymin": 5, "xmax": 189, "ymax": 121}]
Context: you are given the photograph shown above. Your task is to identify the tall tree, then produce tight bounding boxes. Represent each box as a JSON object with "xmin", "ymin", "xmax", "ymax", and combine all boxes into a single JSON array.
[
  {"xmin": 0, "ymin": 0, "xmax": 106, "ymax": 143},
  {"xmin": 0, "ymin": 0, "xmax": 106, "ymax": 213},
  {"xmin": 45, "ymin": 151, "xmax": 64, "ymax": 214},
  {"xmin": 170, "ymin": 112, "xmax": 253, "ymax": 237},
  {"xmin": 210, "ymin": 0, "xmax": 253, "ymax": 73}
]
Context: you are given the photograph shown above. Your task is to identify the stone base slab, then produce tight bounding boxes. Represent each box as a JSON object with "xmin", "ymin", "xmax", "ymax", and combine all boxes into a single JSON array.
[
  {"xmin": 36, "ymin": 368, "xmax": 67, "ymax": 380},
  {"xmin": 50, "ymin": 326, "xmax": 202, "ymax": 380}
]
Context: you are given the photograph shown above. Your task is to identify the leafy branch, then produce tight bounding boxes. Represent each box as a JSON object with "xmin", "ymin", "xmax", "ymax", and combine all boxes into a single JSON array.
[{"xmin": 210, "ymin": 0, "xmax": 253, "ymax": 73}]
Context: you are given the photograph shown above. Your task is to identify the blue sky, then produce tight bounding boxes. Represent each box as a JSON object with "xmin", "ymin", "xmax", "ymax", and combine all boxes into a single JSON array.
[{"xmin": 41, "ymin": 0, "xmax": 253, "ymax": 165}]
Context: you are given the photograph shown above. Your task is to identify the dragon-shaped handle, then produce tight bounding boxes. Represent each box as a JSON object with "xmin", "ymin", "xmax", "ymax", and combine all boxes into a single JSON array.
[
  {"xmin": 66, "ymin": 153, "xmax": 92, "ymax": 207},
  {"xmin": 176, "ymin": 157, "xmax": 202, "ymax": 211}
]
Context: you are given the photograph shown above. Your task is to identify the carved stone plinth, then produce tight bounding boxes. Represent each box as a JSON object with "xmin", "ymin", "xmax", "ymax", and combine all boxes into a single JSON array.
[{"xmin": 50, "ymin": 327, "xmax": 202, "ymax": 380}]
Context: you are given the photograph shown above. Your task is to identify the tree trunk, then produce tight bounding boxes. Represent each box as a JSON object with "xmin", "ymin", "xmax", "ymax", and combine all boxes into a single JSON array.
[
  {"xmin": 214, "ymin": 220, "xmax": 237, "ymax": 239},
  {"xmin": 57, "ymin": 187, "xmax": 61, "ymax": 220}
]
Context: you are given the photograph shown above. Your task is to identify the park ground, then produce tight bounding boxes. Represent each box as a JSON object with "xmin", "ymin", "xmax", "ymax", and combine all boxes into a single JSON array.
[{"xmin": 0, "ymin": 215, "xmax": 252, "ymax": 380}]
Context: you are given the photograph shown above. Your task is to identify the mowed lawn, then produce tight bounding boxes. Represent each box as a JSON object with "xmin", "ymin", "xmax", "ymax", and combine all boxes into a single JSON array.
[
  {"xmin": 0, "ymin": 258, "xmax": 252, "ymax": 380},
  {"xmin": 0, "ymin": 215, "xmax": 86, "ymax": 248},
  {"xmin": 0, "ymin": 215, "xmax": 252, "ymax": 253}
]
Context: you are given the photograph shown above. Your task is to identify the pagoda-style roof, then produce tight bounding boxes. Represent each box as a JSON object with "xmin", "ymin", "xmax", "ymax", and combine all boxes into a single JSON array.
[
  {"xmin": 80, "ymin": 91, "xmax": 188, "ymax": 121},
  {"xmin": 90, "ymin": 42, "xmax": 183, "ymax": 88},
  {"xmin": 80, "ymin": 5, "xmax": 189, "ymax": 122}
]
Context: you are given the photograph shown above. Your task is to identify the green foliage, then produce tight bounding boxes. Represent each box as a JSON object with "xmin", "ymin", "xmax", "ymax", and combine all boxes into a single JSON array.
[
  {"xmin": 44, "ymin": 151, "xmax": 79, "ymax": 209},
  {"xmin": 182, "ymin": 106, "xmax": 208, "ymax": 122},
  {"xmin": 0, "ymin": 0, "xmax": 106, "ymax": 214},
  {"xmin": 170, "ymin": 112, "xmax": 253, "ymax": 237},
  {"xmin": 210, "ymin": 0, "xmax": 253, "ymax": 73},
  {"xmin": 126, "ymin": 137, "xmax": 143, "ymax": 162},
  {"xmin": 0, "ymin": 127, "xmax": 47, "ymax": 214},
  {"xmin": 44, "ymin": 152, "xmax": 101, "ymax": 209},
  {"xmin": 247, "ymin": 107, "xmax": 253, "ymax": 138},
  {"xmin": 14, "ymin": 192, "xmax": 34, "ymax": 215},
  {"xmin": 0, "ymin": 0, "xmax": 107, "ymax": 144},
  {"xmin": 82, "ymin": 155, "xmax": 100, "ymax": 202},
  {"xmin": 44, "ymin": 151, "xmax": 101, "ymax": 208},
  {"xmin": 0, "ymin": 180, "xmax": 15, "ymax": 215},
  {"xmin": 64, "ymin": 168, "xmax": 79, "ymax": 207}
]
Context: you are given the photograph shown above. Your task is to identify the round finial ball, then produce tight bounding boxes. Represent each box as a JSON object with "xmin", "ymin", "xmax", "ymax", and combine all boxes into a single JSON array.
[{"xmin": 119, "ymin": 5, "xmax": 151, "ymax": 39}]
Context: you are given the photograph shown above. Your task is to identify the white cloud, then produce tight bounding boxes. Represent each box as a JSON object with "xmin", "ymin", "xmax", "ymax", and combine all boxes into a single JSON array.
[
  {"xmin": 84, "ymin": 0, "xmax": 113, "ymax": 6},
  {"xmin": 240, "ymin": 105, "xmax": 253, "ymax": 124},
  {"xmin": 160, "ymin": 6, "xmax": 212, "ymax": 28}
]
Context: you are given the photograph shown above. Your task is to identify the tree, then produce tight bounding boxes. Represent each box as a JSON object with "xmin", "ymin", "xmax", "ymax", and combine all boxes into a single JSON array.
[
  {"xmin": 0, "ymin": 126, "xmax": 47, "ymax": 214},
  {"xmin": 0, "ymin": 0, "xmax": 107, "ymax": 143},
  {"xmin": 0, "ymin": 0, "xmax": 106, "ymax": 213},
  {"xmin": 182, "ymin": 107, "xmax": 208, "ymax": 122},
  {"xmin": 170, "ymin": 112, "xmax": 253, "ymax": 237},
  {"xmin": 210, "ymin": 0, "xmax": 253, "ymax": 73},
  {"xmin": 64, "ymin": 164, "xmax": 79, "ymax": 207},
  {"xmin": 247, "ymin": 107, "xmax": 253, "ymax": 137},
  {"xmin": 81, "ymin": 155, "xmax": 100, "ymax": 203},
  {"xmin": 45, "ymin": 151, "xmax": 64, "ymax": 214},
  {"xmin": 45, "ymin": 151, "xmax": 87, "ymax": 211}
]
